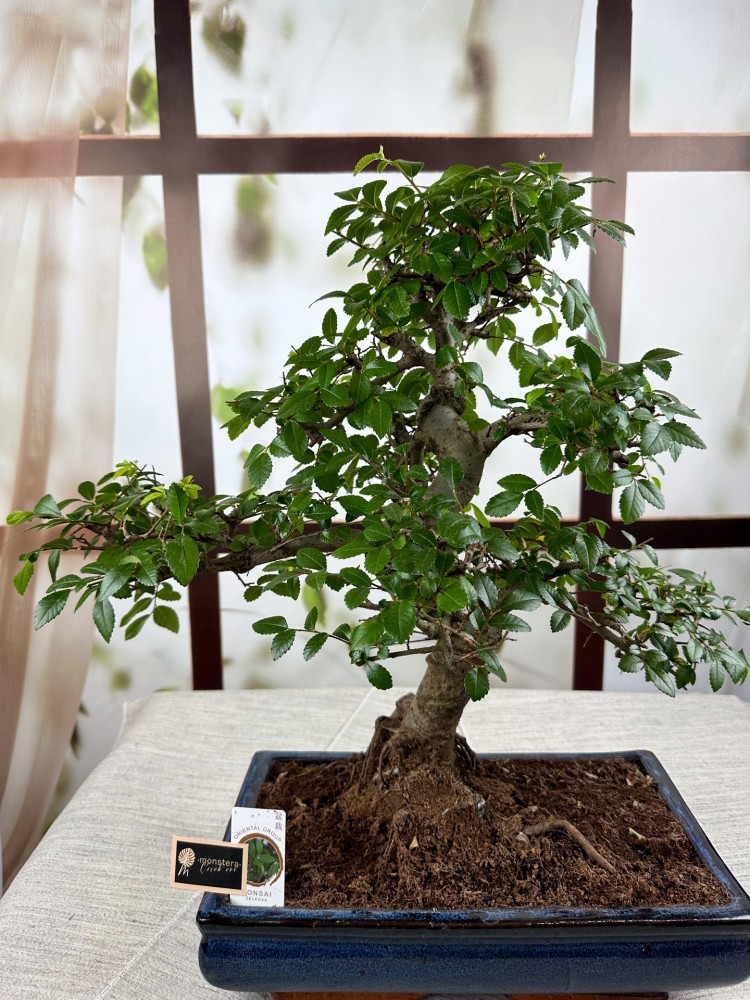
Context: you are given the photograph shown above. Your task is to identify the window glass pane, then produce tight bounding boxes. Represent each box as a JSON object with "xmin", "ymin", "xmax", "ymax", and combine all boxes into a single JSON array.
[
  {"xmin": 603, "ymin": 548, "xmax": 750, "ymax": 703},
  {"xmin": 192, "ymin": 0, "xmax": 595, "ymax": 136},
  {"xmin": 619, "ymin": 173, "xmax": 750, "ymax": 517},
  {"xmin": 126, "ymin": 0, "xmax": 160, "ymax": 134},
  {"xmin": 631, "ymin": 0, "xmax": 750, "ymax": 132}
]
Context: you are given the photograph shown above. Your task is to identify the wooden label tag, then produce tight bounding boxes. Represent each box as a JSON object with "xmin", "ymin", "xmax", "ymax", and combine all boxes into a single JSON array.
[{"xmin": 170, "ymin": 836, "xmax": 248, "ymax": 893}]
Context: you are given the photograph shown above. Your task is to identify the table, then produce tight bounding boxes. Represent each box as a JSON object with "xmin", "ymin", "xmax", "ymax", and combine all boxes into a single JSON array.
[{"xmin": 0, "ymin": 688, "xmax": 748, "ymax": 1000}]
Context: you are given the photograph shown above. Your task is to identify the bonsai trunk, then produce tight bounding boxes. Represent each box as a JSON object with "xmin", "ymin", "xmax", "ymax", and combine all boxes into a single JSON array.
[{"xmin": 354, "ymin": 637, "xmax": 475, "ymax": 799}]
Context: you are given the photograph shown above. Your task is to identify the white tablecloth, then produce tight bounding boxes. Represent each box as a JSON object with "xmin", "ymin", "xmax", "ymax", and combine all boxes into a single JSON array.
[{"xmin": 0, "ymin": 688, "xmax": 749, "ymax": 999}]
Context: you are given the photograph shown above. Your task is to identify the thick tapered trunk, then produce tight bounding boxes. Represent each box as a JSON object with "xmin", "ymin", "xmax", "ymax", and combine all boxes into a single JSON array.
[{"xmin": 400, "ymin": 644, "xmax": 470, "ymax": 767}]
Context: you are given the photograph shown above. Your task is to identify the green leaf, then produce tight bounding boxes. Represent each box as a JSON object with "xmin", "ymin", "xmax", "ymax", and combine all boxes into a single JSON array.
[
  {"xmin": 13, "ymin": 561, "xmax": 35, "ymax": 596},
  {"xmin": 165, "ymin": 535, "xmax": 200, "ymax": 587},
  {"xmin": 165, "ymin": 483, "xmax": 189, "ymax": 524},
  {"xmin": 709, "ymin": 660, "xmax": 725, "ymax": 692},
  {"xmin": 437, "ymin": 579, "xmax": 466, "ymax": 614},
  {"xmin": 364, "ymin": 396, "xmax": 392, "ymax": 437},
  {"xmin": 382, "ymin": 601, "xmax": 416, "ymax": 643},
  {"xmin": 618, "ymin": 654, "xmax": 641, "ymax": 673},
  {"xmin": 78, "ymin": 481, "xmax": 96, "ymax": 500},
  {"xmin": 99, "ymin": 565, "xmax": 133, "ymax": 603},
  {"xmin": 6, "ymin": 510, "xmax": 34, "ymax": 526},
  {"xmin": 297, "ymin": 547, "xmax": 327, "ymax": 572},
  {"xmin": 646, "ymin": 666, "xmax": 676, "ymax": 697},
  {"xmin": 640, "ymin": 421, "xmax": 673, "ymax": 456},
  {"xmin": 153, "ymin": 605, "xmax": 180, "ymax": 634},
  {"xmin": 667, "ymin": 420, "xmax": 706, "ymax": 450},
  {"xmin": 636, "ymin": 479, "xmax": 665, "ymax": 509},
  {"xmin": 271, "ymin": 629, "xmax": 295, "ymax": 660},
  {"xmin": 34, "ymin": 591, "xmax": 69, "ymax": 629},
  {"xmin": 321, "ymin": 383, "xmax": 349, "ymax": 408},
  {"xmin": 283, "ymin": 421, "xmax": 310, "ymax": 462},
  {"xmin": 322, "ymin": 308, "xmax": 337, "ymax": 339},
  {"xmin": 353, "ymin": 150, "xmax": 383, "ymax": 175},
  {"xmin": 464, "ymin": 666, "xmax": 490, "ymax": 702},
  {"xmin": 442, "ymin": 281, "xmax": 472, "ymax": 319},
  {"xmin": 303, "ymin": 632, "xmax": 328, "ymax": 661},
  {"xmin": 253, "ymin": 615, "xmax": 288, "ymax": 635},
  {"xmin": 490, "ymin": 612, "xmax": 531, "ymax": 633},
  {"xmin": 574, "ymin": 532, "xmax": 603, "ymax": 571},
  {"xmin": 93, "ymin": 597, "xmax": 115, "ymax": 642},
  {"xmin": 498, "ymin": 474, "xmax": 537, "ymax": 493},
  {"xmin": 364, "ymin": 662, "xmax": 393, "ymax": 690},
  {"xmin": 485, "ymin": 492, "xmax": 523, "ymax": 517},
  {"xmin": 304, "ymin": 607, "xmax": 319, "ymax": 630},
  {"xmin": 244, "ymin": 445, "xmax": 273, "ymax": 489},
  {"xmin": 439, "ymin": 457, "xmax": 464, "ymax": 489},
  {"xmin": 479, "ymin": 650, "xmax": 507, "ymax": 682},
  {"xmin": 344, "ymin": 587, "xmax": 370, "ymax": 609},
  {"xmin": 124, "ymin": 614, "xmax": 150, "ymax": 640},
  {"xmin": 550, "ymin": 609, "xmax": 571, "ymax": 632},
  {"xmin": 33, "ymin": 494, "xmax": 61, "ymax": 518},
  {"xmin": 619, "ymin": 482, "xmax": 645, "ymax": 524}
]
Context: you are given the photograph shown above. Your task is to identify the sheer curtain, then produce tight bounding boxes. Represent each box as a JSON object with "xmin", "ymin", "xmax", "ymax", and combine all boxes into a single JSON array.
[{"xmin": 0, "ymin": 0, "xmax": 130, "ymax": 891}]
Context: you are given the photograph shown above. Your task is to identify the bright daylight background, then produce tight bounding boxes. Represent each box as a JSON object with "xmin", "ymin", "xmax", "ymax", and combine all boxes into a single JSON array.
[{"xmin": 9, "ymin": 0, "xmax": 750, "ymax": 817}]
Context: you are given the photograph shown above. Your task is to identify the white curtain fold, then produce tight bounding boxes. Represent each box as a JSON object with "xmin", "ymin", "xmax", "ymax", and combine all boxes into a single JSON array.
[{"xmin": 0, "ymin": 0, "xmax": 131, "ymax": 891}]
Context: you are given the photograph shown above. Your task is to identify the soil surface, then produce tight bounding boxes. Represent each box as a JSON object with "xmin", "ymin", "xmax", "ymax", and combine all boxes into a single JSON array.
[{"xmin": 256, "ymin": 754, "xmax": 729, "ymax": 910}]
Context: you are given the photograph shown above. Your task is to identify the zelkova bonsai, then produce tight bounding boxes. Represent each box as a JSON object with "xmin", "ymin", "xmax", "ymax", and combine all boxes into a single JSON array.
[{"xmin": 9, "ymin": 153, "xmax": 749, "ymax": 901}]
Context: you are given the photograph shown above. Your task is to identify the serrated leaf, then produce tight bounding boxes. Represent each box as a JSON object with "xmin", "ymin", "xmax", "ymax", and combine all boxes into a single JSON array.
[
  {"xmin": 645, "ymin": 666, "xmax": 676, "ymax": 697},
  {"xmin": 244, "ymin": 445, "xmax": 272, "ymax": 489},
  {"xmin": 709, "ymin": 660, "xmax": 725, "ymax": 692},
  {"xmin": 33, "ymin": 494, "xmax": 61, "ymax": 518},
  {"xmin": 437, "ymin": 580, "xmax": 466, "ymax": 614},
  {"xmin": 442, "ymin": 280, "xmax": 471, "ymax": 318},
  {"xmin": 353, "ymin": 150, "xmax": 382, "ymax": 175},
  {"xmin": 124, "ymin": 614, "xmax": 150, "ymax": 640},
  {"xmin": 297, "ymin": 547, "xmax": 327, "ymax": 571},
  {"xmin": 490, "ymin": 612, "xmax": 531, "ymax": 633},
  {"xmin": 165, "ymin": 535, "xmax": 200, "ymax": 587},
  {"xmin": 99, "ymin": 565, "xmax": 133, "ymax": 603},
  {"xmin": 439, "ymin": 457, "xmax": 464, "ymax": 489},
  {"xmin": 344, "ymin": 587, "xmax": 370, "ymax": 609},
  {"xmin": 485, "ymin": 492, "xmax": 523, "ymax": 517},
  {"xmin": 382, "ymin": 601, "xmax": 416, "ymax": 643},
  {"xmin": 550, "ymin": 609, "xmax": 571, "ymax": 632},
  {"xmin": 304, "ymin": 607, "xmax": 319, "ymax": 630},
  {"xmin": 320, "ymin": 383, "xmax": 349, "ymax": 408},
  {"xmin": 464, "ymin": 666, "xmax": 490, "ymax": 702},
  {"xmin": 93, "ymin": 597, "xmax": 115, "ymax": 642},
  {"xmin": 640, "ymin": 421, "xmax": 673, "ymax": 456},
  {"xmin": 574, "ymin": 532, "xmax": 603, "ymax": 571},
  {"xmin": 618, "ymin": 653, "xmax": 641, "ymax": 673},
  {"xmin": 165, "ymin": 483, "xmax": 189, "ymax": 525},
  {"xmin": 619, "ymin": 482, "xmax": 645, "ymax": 524},
  {"xmin": 478, "ymin": 649, "xmax": 506, "ymax": 681},
  {"xmin": 153, "ymin": 605, "xmax": 179, "ymax": 634},
  {"xmin": 364, "ymin": 396, "xmax": 392, "ymax": 437},
  {"xmin": 34, "ymin": 591, "xmax": 70, "ymax": 629},
  {"xmin": 6, "ymin": 510, "xmax": 34, "ymax": 526},
  {"xmin": 636, "ymin": 479, "xmax": 665, "ymax": 509},
  {"xmin": 303, "ymin": 631, "xmax": 328, "ymax": 661},
  {"xmin": 498, "ymin": 474, "xmax": 537, "ymax": 493},
  {"xmin": 271, "ymin": 629, "xmax": 295, "ymax": 660},
  {"xmin": 253, "ymin": 615, "xmax": 287, "ymax": 635},
  {"xmin": 78, "ymin": 481, "xmax": 96, "ymax": 500},
  {"xmin": 13, "ymin": 561, "xmax": 35, "ymax": 596},
  {"xmin": 667, "ymin": 420, "xmax": 706, "ymax": 450},
  {"xmin": 283, "ymin": 421, "xmax": 310, "ymax": 462},
  {"xmin": 364, "ymin": 661, "xmax": 393, "ymax": 690}
]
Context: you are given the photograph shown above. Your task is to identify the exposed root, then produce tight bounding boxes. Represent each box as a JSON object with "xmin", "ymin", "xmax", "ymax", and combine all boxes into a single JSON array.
[{"xmin": 523, "ymin": 818, "xmax": 617, "ymax": 875}]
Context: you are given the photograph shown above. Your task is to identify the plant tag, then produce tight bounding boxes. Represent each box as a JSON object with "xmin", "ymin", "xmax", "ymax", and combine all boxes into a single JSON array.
[
  {"xmin": 230, "ymin": 807, "xmax": 286, "ymax": 907},
  {"xmin": 169, "ymin": 836, "xmax": 247, "ymax": 893}
]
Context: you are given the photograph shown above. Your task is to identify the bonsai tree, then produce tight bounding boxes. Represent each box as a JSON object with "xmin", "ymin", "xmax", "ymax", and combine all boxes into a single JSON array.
[{"xmin": 9, "ymin": 152, "xmax": 749, "ymax": 836}]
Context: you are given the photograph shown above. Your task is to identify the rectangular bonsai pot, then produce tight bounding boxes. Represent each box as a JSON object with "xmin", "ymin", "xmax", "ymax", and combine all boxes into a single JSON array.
[{"xmin": 197, "ymin": 750, "xmax": 750, "ymax": 994}]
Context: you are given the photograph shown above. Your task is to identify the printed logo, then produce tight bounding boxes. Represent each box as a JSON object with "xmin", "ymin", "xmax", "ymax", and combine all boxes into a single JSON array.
[{"xmin": 177, "ymin": 847, "xmax": 196, "ymax": 877}]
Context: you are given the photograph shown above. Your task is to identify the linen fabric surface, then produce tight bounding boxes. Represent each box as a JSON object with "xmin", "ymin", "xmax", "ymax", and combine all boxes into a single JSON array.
[{"xmin": 0, "ymin": 688, "xmax": 748, "ymax": 999}]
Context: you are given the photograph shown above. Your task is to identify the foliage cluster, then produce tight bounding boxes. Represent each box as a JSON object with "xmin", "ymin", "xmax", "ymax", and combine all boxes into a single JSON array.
[{"xmin": 9, "ymin": 152, "xmax": 748, "ymax": 702}]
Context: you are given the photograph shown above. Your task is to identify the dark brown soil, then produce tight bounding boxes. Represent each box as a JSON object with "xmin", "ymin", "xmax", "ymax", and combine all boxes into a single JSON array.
[{"xmin": 256, "ymin": 754, "xmax": 729, "ymax": 911}]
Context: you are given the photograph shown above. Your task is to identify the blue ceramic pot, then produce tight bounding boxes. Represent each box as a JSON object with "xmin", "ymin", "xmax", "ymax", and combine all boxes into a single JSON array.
[{"xmin": 197, "ymin": 750, "xmax": 750, "ymax": 993}]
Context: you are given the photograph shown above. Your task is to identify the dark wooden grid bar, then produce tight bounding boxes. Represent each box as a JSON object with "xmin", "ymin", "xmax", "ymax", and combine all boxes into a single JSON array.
[
  {"xmin": 154, "ymin": 0, "xmax": 222, "ymax": 689},
  {"xmin": 8, "ymin": 0, "xmax": 741, "ymax": 690}
]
